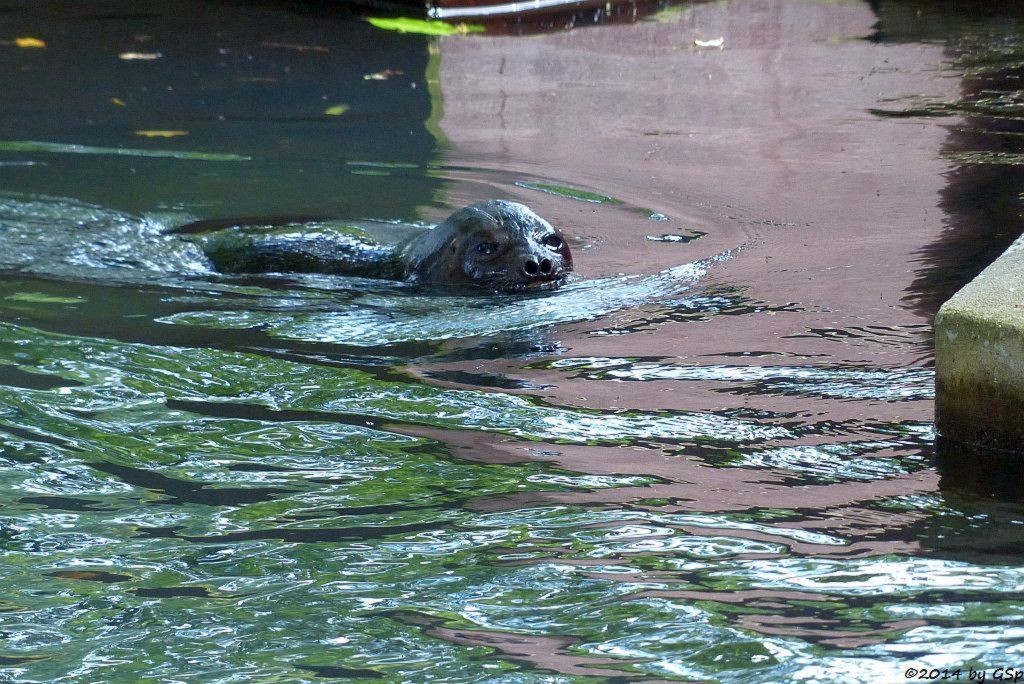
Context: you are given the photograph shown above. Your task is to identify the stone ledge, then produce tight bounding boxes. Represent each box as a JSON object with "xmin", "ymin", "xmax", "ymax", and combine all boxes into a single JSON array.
[{"xmin": 935, "ymin": 234, "xmax": 1024, "ymax": 452}]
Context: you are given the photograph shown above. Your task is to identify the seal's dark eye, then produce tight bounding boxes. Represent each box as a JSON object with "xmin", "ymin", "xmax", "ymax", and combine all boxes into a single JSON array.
[
  {"xmin": 476, "ymin": 242, "xmax": 498, "ymax": 256},
  {"xmin": 543, "ymin": 234, "xmax": 563, "ymax": 250}
]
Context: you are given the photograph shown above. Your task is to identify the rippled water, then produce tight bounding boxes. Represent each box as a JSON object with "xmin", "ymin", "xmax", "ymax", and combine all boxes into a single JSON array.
[{"xmin": 2, "ymin": 0, "xmax": 1024, "ymax": 682}]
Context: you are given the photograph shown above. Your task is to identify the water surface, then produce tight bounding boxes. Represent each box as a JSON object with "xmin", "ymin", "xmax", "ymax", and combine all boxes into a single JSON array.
[{"xmin": 1, "ymin": 0, "xmax": 1023, "ymax": 681}]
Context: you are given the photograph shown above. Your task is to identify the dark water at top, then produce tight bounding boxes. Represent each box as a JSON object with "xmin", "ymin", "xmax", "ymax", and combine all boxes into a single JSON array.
[{"xmin": 1, "ymin": 0, "xmax": 1024, "ymax": 681}]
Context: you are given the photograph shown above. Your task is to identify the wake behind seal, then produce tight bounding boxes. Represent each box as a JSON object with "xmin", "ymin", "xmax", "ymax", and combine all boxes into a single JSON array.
[{"xmin": 171, "ymin": 200, "xmax": 573, "ymax": 292}]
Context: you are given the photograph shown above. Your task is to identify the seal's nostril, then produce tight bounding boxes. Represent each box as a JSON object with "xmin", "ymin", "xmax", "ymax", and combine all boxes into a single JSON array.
[
  {"xmin": 539, "ymin": 259, "xmax": 552, "ymax": 275},
  {"xmin": 523, "ymin": 259, "xmax": 539, "ymax": 276}
]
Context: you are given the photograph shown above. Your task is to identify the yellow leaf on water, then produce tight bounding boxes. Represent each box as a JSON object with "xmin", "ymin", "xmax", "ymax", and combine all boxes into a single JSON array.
[
  {"xmin": 134, "ymin": 130, "xmax": 189, "ymax": 138},
  {"xmin": 110, "ymin": 98, "xmax": 127, "ymax": 106},
  {"xmin": 119, "ymin": 51, "xmax": 161, "ymax": 60},
  {"xmin": 324, "ymin": 104, "xmax": 350, "ymax": 116},
  {"xmin": 15, "ymin": 37, "xmax": 46, "ymax": 48}
]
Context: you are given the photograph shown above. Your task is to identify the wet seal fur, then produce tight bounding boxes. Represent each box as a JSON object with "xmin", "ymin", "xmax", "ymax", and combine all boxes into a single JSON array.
[
  {"xmin": 172, "ymin": 200, "xmax": 573, "ymax": 292},
  {"xmin": 401, "ymin": 201, "xmax": 572, "ymax": 291}
]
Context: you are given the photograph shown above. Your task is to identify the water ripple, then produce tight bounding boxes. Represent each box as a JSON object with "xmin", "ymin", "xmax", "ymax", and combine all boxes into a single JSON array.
[{"xmin": 549, "ymin": 357, "xmax": 935, "ymax": 402}]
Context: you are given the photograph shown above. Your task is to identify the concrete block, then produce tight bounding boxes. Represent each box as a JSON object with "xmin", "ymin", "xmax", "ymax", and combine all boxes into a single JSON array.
[{"xmin": 936, "ymin": 234, "xmax": 1024, "ymax": 452}]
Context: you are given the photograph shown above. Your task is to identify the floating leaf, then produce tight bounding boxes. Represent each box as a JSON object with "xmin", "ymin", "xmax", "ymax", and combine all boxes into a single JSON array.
[
  {"xmin": 110, "ymin": 97, "xmax": 127, "ymax": 106},
  {"xmin": 0, "ymin": 139, "xmax": 249, "ymax": 162},
  {"xmin": 134, "ymin": 130, "xmax": 189, "ymax": 138},
  {"xmin": 694, "ymin": 36, "xmax": 724, "ymax": 48},
  {"xmin": 15, "ymin": 37, "xmax": 46, "ymax": 48},
  {"xmin": 515, "ymin": 181, "xmax": 622, "ymax": 205},
  {"xmin": 324, "ymin": 104, "xmax": 350, "ymax": 116},
  {"xmin": 119, "ymin": 51, "xmax": 161, "ymax": 60},
  {"xmin": 366, "ymin": 17, "xmax": 483, "ymax": 36}
]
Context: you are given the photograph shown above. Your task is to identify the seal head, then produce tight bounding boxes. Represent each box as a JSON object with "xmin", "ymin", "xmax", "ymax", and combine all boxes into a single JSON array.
[{"xmin": 403, "ymin": 200, "xmax": 573, "ymax": 291}]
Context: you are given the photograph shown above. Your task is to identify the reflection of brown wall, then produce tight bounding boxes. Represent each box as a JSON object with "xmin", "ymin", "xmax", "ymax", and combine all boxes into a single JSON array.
[{"xmin": 434, "ymin": 0, "xmax": 956, "ymax": 376}]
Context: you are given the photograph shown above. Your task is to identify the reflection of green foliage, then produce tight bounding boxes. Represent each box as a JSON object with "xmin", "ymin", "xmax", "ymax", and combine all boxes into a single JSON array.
[
  {"xmin": 0, "ymin": 319, "xmax": 677, "ymax": 680},
  {"xmin": 515, "ymin": 181, "xmax": 623, "ymax": 205},
  {"xmin": 0, "ymin": 140, "xmax": 250, "ymax": 162},
  {"xmin": 366, "ymin": 17, "xmax": 483, "ymax": 36},
  {"xmin": 5, "ymin": 292, "xmax": 85, "ymax": 305},
  {"xmin": 0, "ymin": 322, "xmax": 761, "ymax": 448},
  {"xmin": 424, "ymin": 43, "xmax": 447, "ymax": 148},
  {"xmin": 0, "ymin": 283, "xmax": 1000, "ymax": 681}
]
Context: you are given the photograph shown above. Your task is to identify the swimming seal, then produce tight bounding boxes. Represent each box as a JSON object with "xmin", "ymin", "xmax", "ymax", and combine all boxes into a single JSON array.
[{"xmin": 171, "ymin": 200, "xmax": 573, "ymax": 292}]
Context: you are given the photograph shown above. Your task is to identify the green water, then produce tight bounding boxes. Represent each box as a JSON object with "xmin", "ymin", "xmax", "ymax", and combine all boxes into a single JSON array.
[{"xmin": 1, "ymin": 0, "xmax": 1024, "ymax": 682}]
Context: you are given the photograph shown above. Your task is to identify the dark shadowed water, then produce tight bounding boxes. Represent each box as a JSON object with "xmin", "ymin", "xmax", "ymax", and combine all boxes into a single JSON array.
[{"xmin": 1, "ymin": 0, "xmax": 1024, "ymax": 681}]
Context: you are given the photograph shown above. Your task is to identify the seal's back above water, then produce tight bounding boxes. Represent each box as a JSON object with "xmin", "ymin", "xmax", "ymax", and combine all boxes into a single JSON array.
[{"xmin": 173, "ymin": 200, "xmax": 573, "ymax": 292}]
